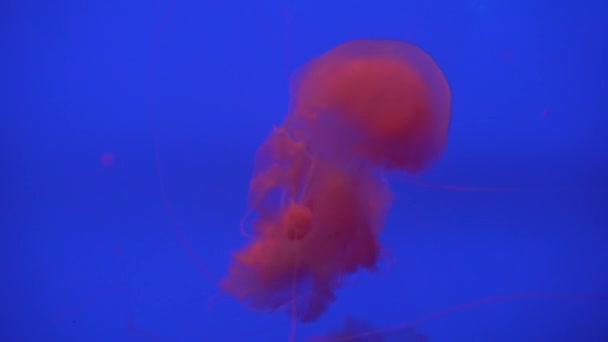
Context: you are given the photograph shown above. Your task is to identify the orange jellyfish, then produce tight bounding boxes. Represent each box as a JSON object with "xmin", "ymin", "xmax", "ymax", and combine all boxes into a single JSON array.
[
  {"xmin": 221, "ymin": 39, "xmax": 451, "ymax": 322},
  {"xmin": 309, "ymin": 316, "xmax": 428, "ymax": 342}
]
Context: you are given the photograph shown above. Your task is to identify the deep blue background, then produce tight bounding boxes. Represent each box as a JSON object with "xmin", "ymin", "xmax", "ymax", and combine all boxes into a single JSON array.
[{"xmin": 1, "ymin": 0, "xmax": 607, "ymax": 341}]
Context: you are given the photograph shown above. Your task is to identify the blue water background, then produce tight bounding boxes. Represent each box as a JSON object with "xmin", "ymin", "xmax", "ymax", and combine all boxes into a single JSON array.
[{"xmin": 2, "ymin": 0, "xmax": 607, "ymax": 341}]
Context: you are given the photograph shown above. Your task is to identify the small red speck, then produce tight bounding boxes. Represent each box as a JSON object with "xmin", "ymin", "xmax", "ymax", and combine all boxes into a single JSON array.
[
  {"xmin": 101, "ymin": 152, "xmax": 115, "ymax": 166},
  {"xmin": 115, "ymin": 244, "xmax": 122, "ymax": 253},
  {"xmin": 542, "ymin": 107, "xmax": 550, "ymax": 118}
]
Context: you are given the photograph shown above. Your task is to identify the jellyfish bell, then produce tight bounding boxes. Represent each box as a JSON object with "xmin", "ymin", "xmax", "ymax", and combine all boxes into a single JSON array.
[{"xmin": 286, "ymin": 38, "xmax": 451, "ymax": 174}]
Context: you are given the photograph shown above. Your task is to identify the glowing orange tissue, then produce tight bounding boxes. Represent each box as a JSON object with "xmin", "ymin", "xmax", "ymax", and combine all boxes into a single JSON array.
[{"xmin": 221, "ymin": 38, "xmax": 451, "ymax": 322}]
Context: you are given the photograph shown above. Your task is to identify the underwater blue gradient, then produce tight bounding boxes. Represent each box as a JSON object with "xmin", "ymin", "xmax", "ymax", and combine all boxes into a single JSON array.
[{"xmin": 1, "ymin": 0, "xmax": 607, "ymax": 341}]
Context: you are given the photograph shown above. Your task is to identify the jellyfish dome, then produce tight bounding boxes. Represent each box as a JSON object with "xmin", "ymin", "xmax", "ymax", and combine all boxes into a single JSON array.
[
  {"xmin": 286, "ymin": 38, "xmax": 451, "ymax": 173},
  {"xmin": 221, "ymin": 38, "xmax": 451, "ymax": 322}
]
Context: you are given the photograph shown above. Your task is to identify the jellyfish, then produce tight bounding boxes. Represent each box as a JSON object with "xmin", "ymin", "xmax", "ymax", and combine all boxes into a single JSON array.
[
  {"xmin": 308, "ymin": 316, "xmax": 428, "ymax": 342},
  {"xmin": 221, "ymin": 38, "xmax": 451, "ymax": 322}
]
